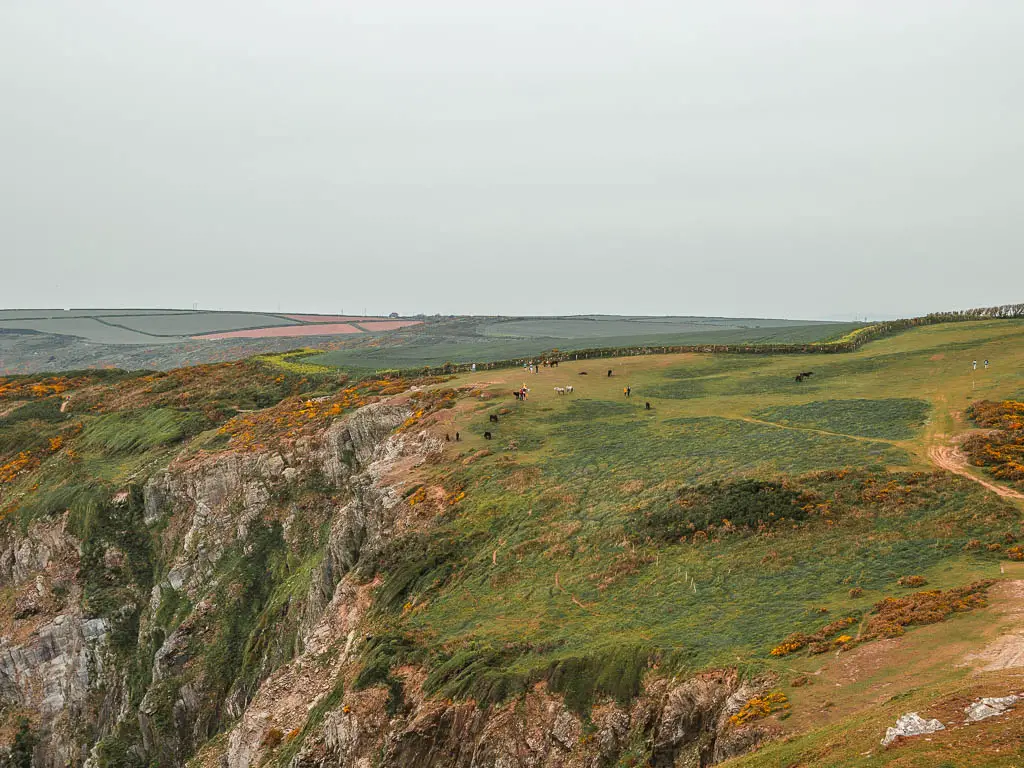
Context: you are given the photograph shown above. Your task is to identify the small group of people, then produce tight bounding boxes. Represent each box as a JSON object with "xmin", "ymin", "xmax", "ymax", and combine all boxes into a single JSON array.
[
  {"xmin": 972, "ymin": 359, "xmax": 990, "ymax": 371},
  {"xmin": 515, "ymin": 384, "xmax": 530, "ymax": 400},
  {"xmin": 623, "ymin": 385, "xmax": 631, "ymax": 397}
]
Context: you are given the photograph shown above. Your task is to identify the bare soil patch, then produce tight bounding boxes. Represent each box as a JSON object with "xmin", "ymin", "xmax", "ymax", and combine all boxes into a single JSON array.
[
  {"xmin": 965, "ymin": 580, "xmax": 1024, "ymax": 672},
  {"xmin": 927, "ymin": 437, "xmax": 1024, "ymax": 500}
]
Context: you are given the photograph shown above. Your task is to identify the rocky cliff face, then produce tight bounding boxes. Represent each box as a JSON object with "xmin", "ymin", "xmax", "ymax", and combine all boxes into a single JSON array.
[
  {"xmin": 270, "ymin": 669, "xmax": 772, "ymax": 768},
  {"xmin": 0, "ymin": 398, "xmax": 769, "ymax": 768}
]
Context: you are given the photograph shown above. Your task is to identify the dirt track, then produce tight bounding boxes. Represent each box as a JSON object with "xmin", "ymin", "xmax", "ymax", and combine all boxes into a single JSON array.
[
  {"xmin": 927, "ymin": 441, "xmax": 1024, "ymax": 501},
  {"xmin": 966, "ymin": 579, "xmax": 1024, "ymax": 671}
]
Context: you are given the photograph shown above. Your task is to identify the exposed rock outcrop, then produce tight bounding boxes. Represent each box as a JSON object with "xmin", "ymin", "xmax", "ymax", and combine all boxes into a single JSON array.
[
  {"xmin": 881, "ymin": 712, "xmax": 945, "ymax": 747},
  {"xmin": 277, "ymin": 671, "xmax": 773, "ymax": 768}
]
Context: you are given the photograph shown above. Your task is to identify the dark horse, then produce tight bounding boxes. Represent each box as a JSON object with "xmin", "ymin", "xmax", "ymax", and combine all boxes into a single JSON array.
[
  {"xmin": 484, "ymin": 431, "xmax": 492, "ymax": 440},
  {"xmin": 489, "ymin": 414, "xmax": 499, "ymax": 423}
]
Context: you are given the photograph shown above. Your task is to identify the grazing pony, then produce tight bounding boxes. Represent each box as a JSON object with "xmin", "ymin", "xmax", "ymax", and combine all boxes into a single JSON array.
[
  {"xmin": 484, "ymin": 431, "xmax": 492, "ymax": 440},
  {"xmin": 489, "ymin": 414, "xmax": 499, "ymax": 423},
  {"xmin": 645, "ymin": 402, "xmax": 651, "ymax": 410}
]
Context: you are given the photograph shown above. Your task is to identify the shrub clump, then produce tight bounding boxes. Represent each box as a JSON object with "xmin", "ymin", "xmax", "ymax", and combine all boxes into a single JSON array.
[
  {"xmin": 770, "ymin": 616, "xmax": 857, "ymax": 657},
  {"xmin": 963, "ymin": 400, "xmax": 1024, "ymax": 486},
  {"xmin": 730, "ymin": 692, "xmax": 790, "ymax": 725},
  {"xmin": 638, "ymin": 479, "xmax": 810, "ymax": 543},
  {"xmin": 897, "ymin": 575, "xmax": 928, "ymax": 588},
  {"xmin": 769, "ymin": 581, "xmax": 992, "ymax": 658},
  {"xmin": 863, "ymin": 581, "xmax": 993, "ymax": 640}
]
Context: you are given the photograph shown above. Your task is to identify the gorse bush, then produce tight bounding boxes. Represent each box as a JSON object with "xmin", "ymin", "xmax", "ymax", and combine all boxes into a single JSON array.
[
  {"xmin": 636, "ymin": 479, "xmax": 808, "ymax": 542},
  {"xmin": 768, "ymin": 581, "xmax": 993, "ymax": 658},
  {"xmin": 963, "ymin": 400, "xmax": 1024, "ymax": 486}
]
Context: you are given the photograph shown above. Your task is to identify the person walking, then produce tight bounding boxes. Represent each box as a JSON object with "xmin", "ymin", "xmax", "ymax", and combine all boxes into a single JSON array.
[
  {"xmin": 627, "ymin": 386, "xmax": 631, "ymax": 397},
  {"xmin": 973, "ymin": 360, "xmax": 978, "ymax": 371},
  {"xmin": 984, "ymin": 359, "xmax": 989, "ymax": 370}
]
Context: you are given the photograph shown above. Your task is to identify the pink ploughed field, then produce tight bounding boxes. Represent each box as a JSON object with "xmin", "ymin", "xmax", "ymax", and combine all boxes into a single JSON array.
[{"xmin": 194, "ymin": 323, "xmax": 364, "ymax": 339}]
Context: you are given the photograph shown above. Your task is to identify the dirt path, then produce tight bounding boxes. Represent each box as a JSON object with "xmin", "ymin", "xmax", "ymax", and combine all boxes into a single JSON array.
[
  {"xmin": 965, "ymin": 579, "xmax": 1024, "ymax": 671},
  {"xmin": 927, "ymin": 440, "xmax": 1024, "ymax": 500}
]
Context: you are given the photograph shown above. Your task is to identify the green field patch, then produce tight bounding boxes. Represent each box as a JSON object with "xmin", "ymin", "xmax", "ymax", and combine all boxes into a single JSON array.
[
  {"xmin": 643, "ymin": 377, "xmax": 713, "ymax": 400},
  {"xmin": 538, "ymin": 415, "xmax": 907, "ymax": 489},
  {"xmin": 541, "ymin": 398, "xmax": 636, "ymax": 422},
  {"xmin": 754, "ymin": 398, "xmax": 931, "ymax": 440},
  {"xmin": 659, "ymin": 356, "xmax": 766, "ymax": 379},
  {"xmin": 110, "ymin": 311, "xmax": 297, "ymax": 337}
]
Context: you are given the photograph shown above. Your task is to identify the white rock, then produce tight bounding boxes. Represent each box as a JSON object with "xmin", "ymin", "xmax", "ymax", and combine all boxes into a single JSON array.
[
  {"xmin": 965, "ymin": 695, "xmax": 1019, "ymax": 722},
  {"xmin": 881, "ymin": 712, "xmax": 945, "ymax": 747}
]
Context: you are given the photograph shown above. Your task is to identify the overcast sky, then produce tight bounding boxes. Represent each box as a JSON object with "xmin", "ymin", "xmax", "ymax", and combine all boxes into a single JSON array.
[{"xmin": 2, "ymin": 1, "xmax": 1022, "ymax": 320}]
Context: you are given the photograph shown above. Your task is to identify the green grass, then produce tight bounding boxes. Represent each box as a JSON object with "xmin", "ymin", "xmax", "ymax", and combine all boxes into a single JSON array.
[
  {"xmin": 754, "ymin": 398, "xmax": 931, "ymax": 440},
  {"xmin": 79, "ymin": 409, "xmax": 211, "ymax": 455},
  {"xmin": 371, "ymin": 467, "xmax": 1014, "ymax": 715},
  {"xmin": 536, "ymin": 413, "xmax": 906, "ymax": 487},
  {"xmin": 349, "ymin": 319, "xmax": 1024, "ymax": 721},
  {"xmin": 254, "ymin": 349, "xmax": 334, "ymax": 375},
  {"xmin": 0, "ymin": 397, "xmax": 68, "ymax": 425}
]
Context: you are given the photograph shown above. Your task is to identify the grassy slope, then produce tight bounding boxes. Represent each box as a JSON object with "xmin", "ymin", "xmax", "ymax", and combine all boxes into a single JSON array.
[{"xmin": 364, "ymin": 319, "xmax": 1024, "ymax": 758}]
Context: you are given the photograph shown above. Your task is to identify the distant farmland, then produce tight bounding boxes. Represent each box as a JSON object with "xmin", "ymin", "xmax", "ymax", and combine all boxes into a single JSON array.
[
  {"xmin": 0, "ymin": 309, "xmax": 418, "ymax": 344},
  {"xmin": 0, "ymin": 309, "xmax": 862, "ymax": 374},
  {"xmin": 309, "ymin": 316, "xmax": 864, "ymax": 372}
]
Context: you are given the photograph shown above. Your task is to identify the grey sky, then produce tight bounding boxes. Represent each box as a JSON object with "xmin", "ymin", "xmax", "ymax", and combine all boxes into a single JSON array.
[{"xmin": 2, "ymin": 1, "xmax": 1022, "ymax": 320}]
